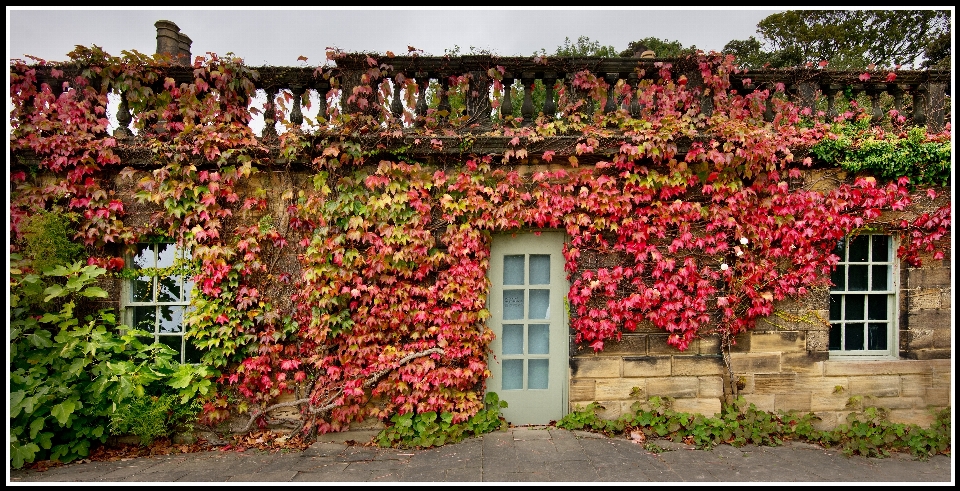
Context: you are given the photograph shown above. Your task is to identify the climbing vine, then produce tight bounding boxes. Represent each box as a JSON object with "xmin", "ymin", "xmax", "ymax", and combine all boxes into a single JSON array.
[{"xmin": 9, "ymin": 46, "xmax": 950, "ymax": 461}]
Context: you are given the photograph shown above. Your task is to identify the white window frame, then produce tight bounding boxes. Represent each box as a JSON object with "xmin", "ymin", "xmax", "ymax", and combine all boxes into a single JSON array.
[
  {"xmin": 828, "ymin": 233, "xmax": 899, "ymax": 360},
  {"xmin": 121, "ymin": 242, "xmax": 196, "ymax": 363}
]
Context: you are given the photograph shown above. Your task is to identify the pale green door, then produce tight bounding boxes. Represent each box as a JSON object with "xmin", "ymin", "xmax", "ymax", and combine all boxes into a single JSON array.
[{"xmin": 487, "ymin": 232, "xmax": 568, "ymax": 425}]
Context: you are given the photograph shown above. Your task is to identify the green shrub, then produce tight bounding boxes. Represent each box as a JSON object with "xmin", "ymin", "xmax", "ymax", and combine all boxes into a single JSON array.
[
  {"xmin": 9, "ymin": 259, "xmax": 190, "ymax": 469},
  {"xmin": 109, "ymin": 394, "xmax": 201, "ymax": 446},
  {"xmin": 376, "ymin": 392, "xmax": 507, "ymax": 448},
  {"xmin": 558, "ymin": 396, "xmax": 950, "ymax": 459}
]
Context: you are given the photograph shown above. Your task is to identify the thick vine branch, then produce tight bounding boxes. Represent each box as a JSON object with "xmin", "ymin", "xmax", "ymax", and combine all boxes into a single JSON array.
[{"xmin": 235, "ymin": 347, "xmax": 446, "ymax": 433}]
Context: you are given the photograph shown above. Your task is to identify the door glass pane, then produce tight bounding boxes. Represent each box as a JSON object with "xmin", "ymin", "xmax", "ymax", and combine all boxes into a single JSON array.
[
  {"xmin": 830, "ymin": 266, "xmax": 845, "ymax": 291},
  {"xmin": 528, "ymin": 289, "xmax": 550, "ymax": 319},
  {"xmin": 503, "ymin": 324, "xmax": 524, "ymax": 355},
  {"xmin": 158, "ymin": 305, "xmax": 185, "ymax": 333},
  {"xmin": 872, "ymin": 235, "xmax": 889, "ymax": 262},
  {"xmin": 829, "ymin": 324, "xmax": 842, "ymax": 350},
  {"xmin": 871, "ymin": 265, "xmax": 890, "ymax": 291},
  {"xmin": 868, "ymin": 323, "xmax": 888, "ymax": 350},
  {"xmin": 528, "ymin": 324, "xmax": 550, "ymax": 354},
  {"xmin": 867, "ymin": 295, "xmax": 888, "ymax": 320},
  {"xmin": 503, "ymin": 255, "xmax": 525, "ymax": 285},
  {"xmin": 848, "ymin": 265, "xmax": 868, "ymax": 290},
  {"xmin": 529, "ymin": 255, "xmax": 550, "ymax": 284},
  {"xmin": 849, "ymin": 235, "xmax": 869, "ymax": 262},
  {"xmin": 528, "ymin": 359, "xmax": 549, "ymax": 389},
  {"xmin": 845, "ymin": 323, "xmax": 865, "ymax": 350},
  {"xmin": 502, "ymin": 359, "xmax": 523, "ymax": 390},
  {"xmin": 844, "ymin": 294, "xmax": 865, "ymax": 320},
  {"xmin": 503, "ymin": 290, "xmax": 524, "ymax": 320}
]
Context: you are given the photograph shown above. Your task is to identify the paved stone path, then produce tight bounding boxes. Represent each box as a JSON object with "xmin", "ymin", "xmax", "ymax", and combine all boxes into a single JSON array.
[{"xmin": 8, "ymin": 427, "xmax": 954, "ymax": 483}]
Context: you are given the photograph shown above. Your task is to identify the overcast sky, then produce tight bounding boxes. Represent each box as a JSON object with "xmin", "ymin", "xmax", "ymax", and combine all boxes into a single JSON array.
[{"xmin": 8, "ymin": 7, "xmax": 783, "ymax": 66}]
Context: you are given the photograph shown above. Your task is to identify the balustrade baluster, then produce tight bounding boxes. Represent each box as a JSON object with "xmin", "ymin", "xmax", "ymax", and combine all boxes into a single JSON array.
[
  {"xmin": 543, "ymin": 73, "xmax": 557, "ymax": 118},
  {"xmin": 912, "ymin": 84, "xmax": 928, "ymax": 127},
  {"xmin": 626, "ymin": 74, "xmax": 641, "ymax": 118},
  {"xmin": 500, "ymin": 77, "xmax": 514, "ymax": 120},
  {"xmin": 823, "ymin": 85, "xmax": 840, "ymax": 121},
  {"xmin": 796, "ymin": 83, "xmax": 816, "ymax": 118},
  {"xmin": 891, "ymin": 85, "xmax": 905, "ymax": 118},
  {"xmin": 290, "ymin": 85, "xmax": 304, "ymax": 129},
  {"xmin": 262, "ymin": 87, "xmax": 278, "ymax": 139},
  {"xmin": 415, "ymin": 72, "xmax": 428, "ymax": 127},
  {"xmin": 438, "ymin": 76, "xmax": 452, "ymax": 121},
  {"xmin": 391, "ymin": 76, "xmax": 404, "ymax": 122},
  {"xmin": 114, "ymin": 91, "xmax": 133, "ymax": 140},
  {"xmin": 867, "ymin": 87, "xmax": 883, "ymax": 123},
  {"xmin": 520, "ymin": 73, "xmax": 534, "ymax": 121},
  {"xmin": 603, "ymin": 73, "xmax": 619, "ymax": 114},
  {"xmin": 315, "ymin": 79, "xmax": 330, "ymax": 124}
]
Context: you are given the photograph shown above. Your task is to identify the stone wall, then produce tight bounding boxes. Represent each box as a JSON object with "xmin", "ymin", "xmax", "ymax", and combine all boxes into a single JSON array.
[{"xmin": 569, "ymin": 253, "xmax": 953, "ymax": 429}]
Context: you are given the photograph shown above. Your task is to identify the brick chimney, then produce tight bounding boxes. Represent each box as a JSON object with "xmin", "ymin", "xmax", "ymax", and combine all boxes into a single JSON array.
[{"xmin": 155, "ymin": 20, "xmax": 192, "ymax": 65}]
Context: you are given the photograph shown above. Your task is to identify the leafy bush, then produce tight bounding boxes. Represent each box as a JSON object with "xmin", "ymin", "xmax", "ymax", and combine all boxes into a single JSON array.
[
  {"xmin": 376, "ymin": 392, "xmax": 507, "ymax": 448},
  {"xmin": 109, "ymin": 394, "xmax": 201, "ymax": 446},
  {"xmin": 9, "ymin": 258, "xmax": 192, "ymax": 469}
]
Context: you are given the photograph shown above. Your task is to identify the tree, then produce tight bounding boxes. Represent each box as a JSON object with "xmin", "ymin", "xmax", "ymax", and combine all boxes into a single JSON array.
[
  {"xmin": 724, "ymin": 9, "xmax": 951, "ymax": 70},
  {"xmin": 536, "ymin": 36, "xmax": 618, "ymax": 58},
  {"xmin": 618, "ymin": 37, "xmax": 690, "ymax": 58}
]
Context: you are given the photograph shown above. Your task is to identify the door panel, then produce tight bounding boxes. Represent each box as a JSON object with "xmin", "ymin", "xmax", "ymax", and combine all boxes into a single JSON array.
[{"xmin": 487, "ymin": 232, "xmax": 568, "ymax": 425}]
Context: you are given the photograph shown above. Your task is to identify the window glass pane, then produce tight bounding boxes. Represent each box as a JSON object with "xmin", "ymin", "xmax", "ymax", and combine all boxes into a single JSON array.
[
  {"xmin": 184, "ymin": 338, "xmax": 202, "ymax": 364},
  {"xmin": 868, "ymin": 323, "xmax": 888, "ymax": 350},
  {"xmin": 829, "ymin": 295, "xmax": 842, "ymax": 321},
  {"xmin": 833, "ymin": 238, "xmax": 846, "ymax": 259},
  {"xmin": 528, "ymin": 289, "xmax": 550, "ymax": 319},
  {"xmin": 529, "ymin": 255, "xmax": 550, "ymax": 284},
  {"xmin": 829, "ymin": 324, "xmax": 842, "ymax": 350},
  {"xmin": 157, "ymin": 275, "xmax": 181, "ymax": 302},
  {"xmin": 159, "ymin": 335, "xmax": 184, "ymax": 361},
  {"xmin": 528, "ymin": 359, "xmax": 549, "ymax": 389},
  {"xmin": 157, "ymin": 243, "xmax": 177, "ymax": 269},
  {"xmin": 848, "ymin": 265, "xmax": 868, "ymax": 291},
  {"xmin": 867, "ymin": 295, "xmax": 888, "ymax": 320},
  {"xmin": 503, "ymin": 290, "xmax": 524, "ymax": 320},
  {"xmin": 182, "ymin": 275, "xmax": 194, "ymax": 301},
  {"xmin": 502, "ymin": 324, "xmax": 524, "ymax": 355},
  {"xmin": 132, "ymin": 276, "xmax": 154, "ymax": 302},
  {"xmin": 132, "ymin": 244, "xmax": 154, "ymax": 269},
  {"xmin": 528, "ymin": 324, "xmax": 550, "ymax": 354},
  {"xmin": 844, "ymin": 323, "xmax": 865, "ymax": 350},
  {"xmin": 503, "ymin": 255, "xmax": 525, "ymax": 285},
  {"xmin": 502, "ymin": 359, "xmax": 523, "ymax": 390},
  {"xmin": 844, "ymin": 294, "xmax": 865, "ymax": 320},
  {"xmin": 158, "ymin": 305, "xmax": 185, "ymax": 333},
  {"xmin": 848, "ymin": 235, "xmax": 869, "ymax": 262},
  {"xmin": 133, "ymin": 306, "xmax": 156, "ymax": 333},
  {"xmin": 830, "ymin": 266, "xmax": 845, "ymax": 291},
  {"xmin": 871, "ymin": 265, "xmax": 890, "ymax": 291},
  {"xmin": 872, "ymin": 235, "xmax": 889, "ymax": 262}
]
